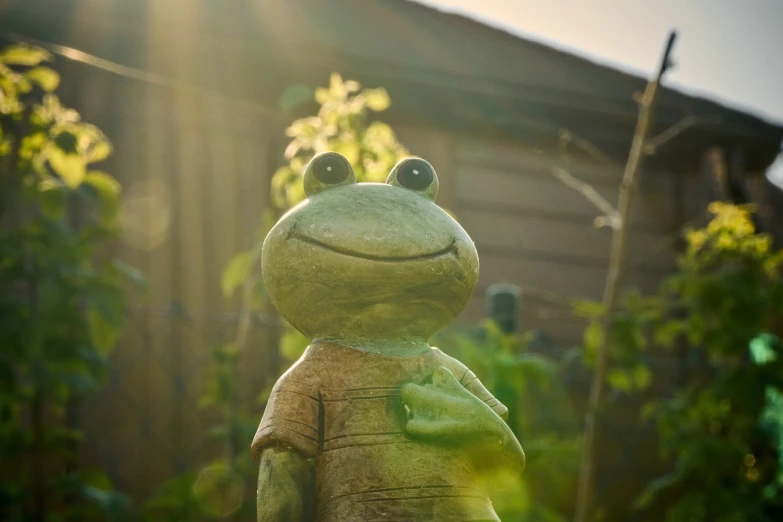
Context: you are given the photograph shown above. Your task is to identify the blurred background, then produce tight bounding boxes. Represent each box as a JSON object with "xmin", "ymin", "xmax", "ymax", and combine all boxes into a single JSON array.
[{"xmin": 2, "ymin": 1, "xmax": 783, "ymax": 521}]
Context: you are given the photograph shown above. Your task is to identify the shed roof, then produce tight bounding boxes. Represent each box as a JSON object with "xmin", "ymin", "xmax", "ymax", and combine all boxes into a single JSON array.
[{"xmin": 2, "ymin": 0, "xmax": 781, "ymax": 170}]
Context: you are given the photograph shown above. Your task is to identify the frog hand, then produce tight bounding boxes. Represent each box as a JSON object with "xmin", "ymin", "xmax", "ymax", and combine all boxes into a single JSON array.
[{"xmin": 401, "ymin": 366, "xmax": 507, "ymax": 447}]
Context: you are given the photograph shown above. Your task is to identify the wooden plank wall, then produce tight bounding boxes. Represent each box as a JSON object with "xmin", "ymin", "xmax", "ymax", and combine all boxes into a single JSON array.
[
  {"xmin": 59, "ymin": 56, "xmax": 281, "ymax": 499},
  {"xmin": 443, "ymin": 137, "xmax": 680, "ymax": 346}
]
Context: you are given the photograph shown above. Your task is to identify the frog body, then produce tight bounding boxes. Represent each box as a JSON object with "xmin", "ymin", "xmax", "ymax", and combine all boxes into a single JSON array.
[{"xmin": 255, "ymin": 153, "xmax": 525, "ymax": 521}]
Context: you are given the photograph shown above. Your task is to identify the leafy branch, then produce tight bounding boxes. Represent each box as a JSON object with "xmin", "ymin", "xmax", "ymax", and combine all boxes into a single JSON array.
[{"xmin": 0, "ymin": 43, "xmax": 138, "ymax": 522}]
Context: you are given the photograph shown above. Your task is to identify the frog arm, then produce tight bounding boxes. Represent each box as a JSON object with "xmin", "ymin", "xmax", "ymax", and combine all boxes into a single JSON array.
[
  {"xmin": 257, "ymin": 445, "xmax": 316, "ymax": 522},
  {"xmin": 402, "ymin": 367, "xmax": 525, "ymax": 475},
  {"xmin": 459, "ymin": 373, "xmax": 524, "ymax": 474},
  {"xmin": 435, "ymin": 392, "xmax": 525, "ymax": 475},
  {"xmin": 469, "ymin": 409, "xmax": 526, "ymax": 475}
]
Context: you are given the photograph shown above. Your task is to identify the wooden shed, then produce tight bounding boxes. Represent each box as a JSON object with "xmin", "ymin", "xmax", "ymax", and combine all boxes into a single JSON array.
[{"xmin": 3, "ymin": 0, "xmax": 782, "ymax": 517}]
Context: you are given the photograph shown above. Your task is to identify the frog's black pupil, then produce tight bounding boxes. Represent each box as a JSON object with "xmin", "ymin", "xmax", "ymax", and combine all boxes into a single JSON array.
[
  {"xmin": 397, "ymin": 160, "xmax": 433, "ymax": 191},
  {"xmin": 314, "ymin": 156, "xmax": 350, "ymax": 184}
]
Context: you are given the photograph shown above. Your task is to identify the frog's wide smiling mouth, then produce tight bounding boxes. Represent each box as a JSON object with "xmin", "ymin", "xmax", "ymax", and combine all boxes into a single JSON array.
[{"xmin": 287, "ymin": 229, "xmax": 457, "ymax": 262}]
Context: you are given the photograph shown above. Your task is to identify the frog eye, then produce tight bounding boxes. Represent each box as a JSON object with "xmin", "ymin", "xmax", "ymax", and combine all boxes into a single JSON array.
[
  {"xmin": 304, "ymin": 152, "xmax": 356, "ymax": 197},
  {"xmin": 386, "ymin": 157, "xmax": 438, "ymax": 200}
]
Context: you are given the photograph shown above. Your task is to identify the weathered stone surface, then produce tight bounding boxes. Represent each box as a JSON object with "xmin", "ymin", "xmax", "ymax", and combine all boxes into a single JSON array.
[{"xmin": 255, "ymin": 153, "xmax": 525, "ymax": 521}]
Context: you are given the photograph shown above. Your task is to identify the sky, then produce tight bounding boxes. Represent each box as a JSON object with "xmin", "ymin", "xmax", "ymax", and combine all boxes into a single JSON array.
[{"xmin": 418, "ymin": 0, "xmax": 783, "ymax": 183}]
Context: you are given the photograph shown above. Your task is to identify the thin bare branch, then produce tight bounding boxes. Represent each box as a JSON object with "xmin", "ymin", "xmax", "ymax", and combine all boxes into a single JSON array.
[
  {"xmin": 645, "ymin": 115, "xmax": 722, "ymax": 155},
  {"xmin": 554, "ymin": 130, "xmax": 620, "ymax": 228},
  {"xmin": 573, "ymin": 30, "xmax": 679, "ymax": 522},
  {"xmin": 558, "ymin": 129, "xmax": 616, "ymax": 166},
  {"xmin": 551, "ymin": 166, "xmax": 621, "ymax": 228}
]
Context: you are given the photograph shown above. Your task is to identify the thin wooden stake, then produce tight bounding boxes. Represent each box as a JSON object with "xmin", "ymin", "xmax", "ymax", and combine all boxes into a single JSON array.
[{"xmin": 572, "ymin": 30, "xmax": 678, "ymax": 522}]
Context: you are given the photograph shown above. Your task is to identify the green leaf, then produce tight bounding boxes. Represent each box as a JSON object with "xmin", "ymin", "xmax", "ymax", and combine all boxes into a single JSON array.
[
  {"xmin": 344, "ymin": 79, "xmax": 361, "ymax": 93},
  {"xmin": 221, "ymin": 251, "xmax": 252, "ymax": 298},
  {"xmin": 207, "ymin": 424, "xmax": 229, "ymax": 440},
  {"xmin": 280, "ymin": 326, "xmax": 309, "ymax": 362},
  {"xmin": 314, "ymin": 87, "xmax": 330, "ymax": 105},
  {"xmin": 328, "ymin": 72, "xmax": 345, "ymax": 96},
  {"xmin": 364, "ymin": 88, "xmax": 391, "ymax": 111},
  {"xmin": 112, "ymin": 260, "xmax": 147, "ymax": 291},
  {"xmin": 20, "ymin": 131, "xmax": 48, "ymax": 160},
  {"xmin": 87, "ymin": 307, "xmax": 121, "ymax": 354},
  {"xmin": 38, "ymin": 178, "xmax": 66, "ymax": 220},
  {"xmin": 608, "ymin": 369, "xmax": 633, "ymax": 392},
  {"xmin": 332, "ymin": 140, "xmax": 361, "ymax": 165},
  {"xmin": 514, "ymin": 353, "xmax": 557, "ymax": 383},
  {"xmin": 654, "ymin": 320, "xmax": 683, "ymax": 349},
  {"xmin": 84, "ymin": 169, "xmax": 120, "ymax": 194},
  {"xmin": 83, "ymin": 170, "xmax": 121, "ymax": 225},
  {"xmin": 44, "ymin": 425, "xmax": 84, "ymax": 445},
  {"xmin": 25, "ymin": 66, "xmax": 59, "ymax": 91},
  {"xmin": 52, "ymin": 362, "xmax": 100, "ymax": 395},
  {"xmin": 750, "ymin": 333, "xmax": 778, "ymax": 365},
  {"xmin": 89, "ymin": 276, "xmax": 127, "ymax": 327},
  {"xmin": 583, "ymin": 322, "xmax": 604, "ymax": 366},
  {"xmin": 573, "ymin": 299, "xmax": 605, "ymax": 319},
  {"xmin": 0, "ymin": 45, "xmax": 51, "ymax": 66},
  {"xmin": 84, "ymin": 137, "xmax": 112, "ymax": 164},
  {"xmin": 686, "ymin": 313, "xmax": 706, "ymax": 345},
  {"xmin": 632, "ymin": 487, "xmax": 656, "ymax": 511},
  {"xmin": 82, "ymin": 485, "xmax": 131, "ymax": 522},
  {"xmin": 364, "ymin": 121, "xmax": 395, "ymax": 146},
  {"xmin": 80, "ymin": 470, "xmax": 114, "ymax": 490},
  {"xmin": 273, "ymin": 166, "xmax": 307, "ymax": 209},
  {"xmin": 633, "ymin": 472, "xmax": 680, "ymax": 510},
  {"xmin": 641, "ymin": 402, "xmax": 659, "ymax": 423},
  {"xmin": 633, "ymin": 364, "xmax": 652, "ymax": 390},
  {"xmin": 48, "ymin": 147, "xmax": 86, "ymax": 188}
]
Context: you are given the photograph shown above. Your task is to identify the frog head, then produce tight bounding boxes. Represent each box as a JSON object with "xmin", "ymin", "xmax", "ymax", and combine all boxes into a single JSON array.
[{"xmin": 262, "ymin": 152, "xmax": 479, "ymax": 349}]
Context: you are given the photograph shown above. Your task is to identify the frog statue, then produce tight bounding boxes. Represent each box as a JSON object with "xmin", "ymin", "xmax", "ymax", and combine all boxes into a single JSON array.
[{"xmin": 253, "ymin": 151, "xmax": 525, "ymax": 521}]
